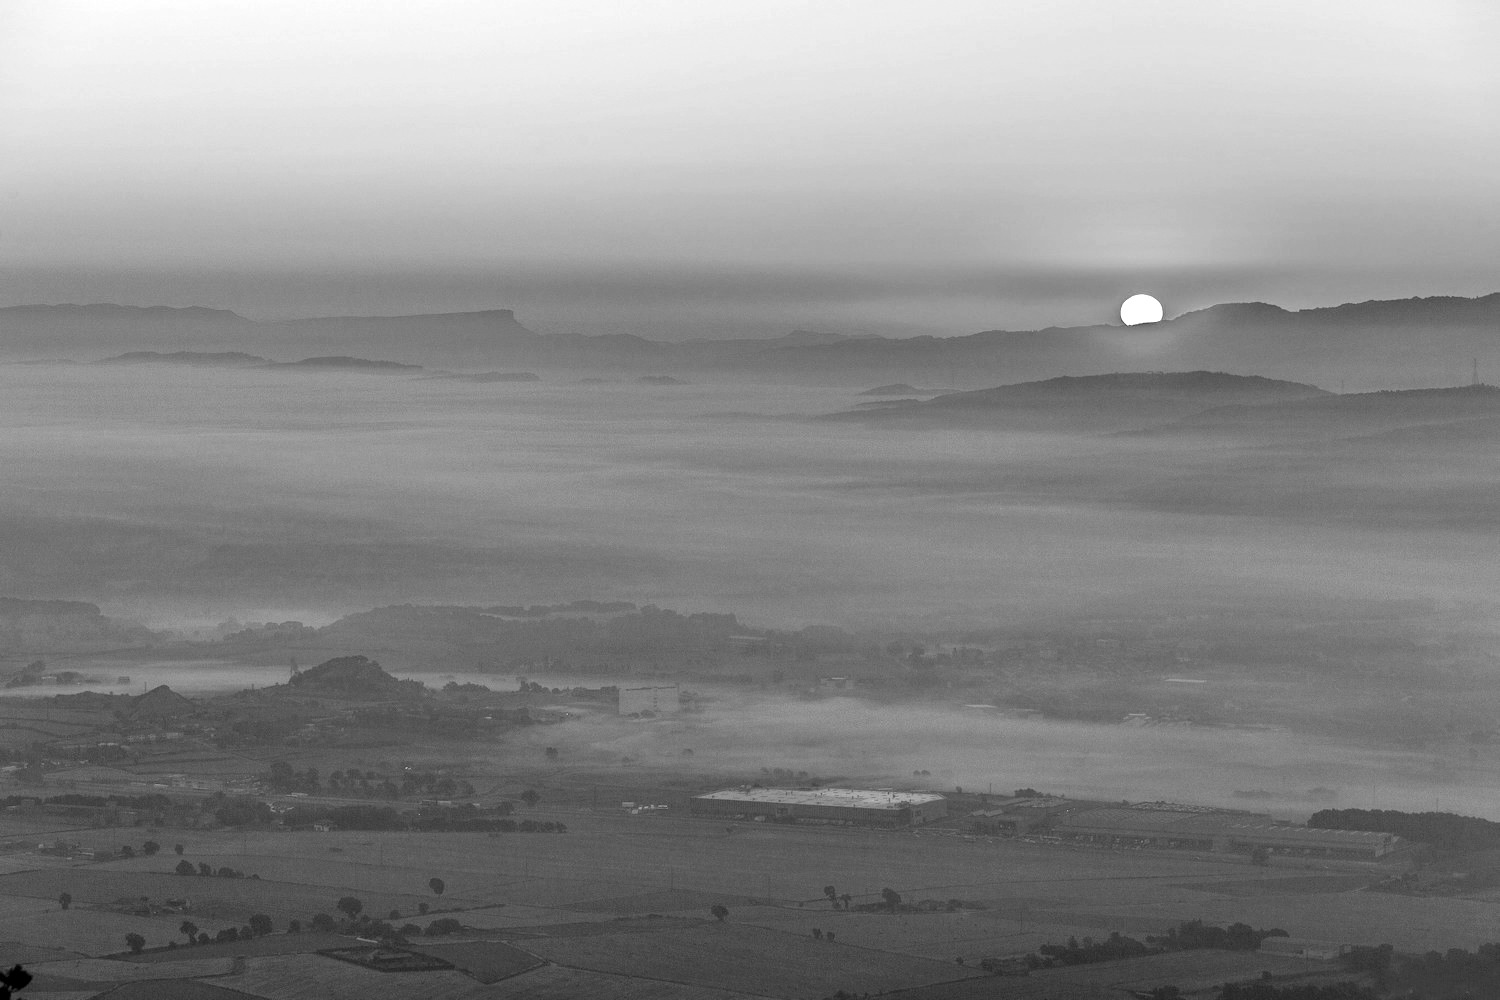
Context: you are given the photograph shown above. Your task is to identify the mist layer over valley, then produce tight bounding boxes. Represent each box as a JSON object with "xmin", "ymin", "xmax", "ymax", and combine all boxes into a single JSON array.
[
  {"xmin": 3, "ymin": 362, "xmax": 1498, "ymax": 630},
  {"xmin": 4, "ymin": 356, "xmax": 1500, "ymax": 821}
]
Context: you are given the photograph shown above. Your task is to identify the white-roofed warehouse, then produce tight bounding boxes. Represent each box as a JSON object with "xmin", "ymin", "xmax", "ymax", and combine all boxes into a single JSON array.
[{"xmin": 690, "ymin": 787, "xmax": 946, "ymax": 827}]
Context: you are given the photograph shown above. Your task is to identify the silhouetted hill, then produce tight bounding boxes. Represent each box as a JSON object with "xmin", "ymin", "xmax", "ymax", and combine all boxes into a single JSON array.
[
  {"xmin": 267, "ymin": 356, "xmax": 422, "ymax": 372},
  {"xmin": 6, "ymin": 292, "xmax": 1500, "ymax": 386},
  {"xmin": 1151, "ymin": 384, "xmax": 1500, "ymax": 440},
  {"xmin": 422, "ymin": 371, "xmax": 541, "ymax": 383},
  {"xmin": 97, "ymin": 350, "xmax": 267, "ymax": 366},
  {"xmin": 858, "ymin": 384, "xmax": 946, "ymax": 396},
  {"xmin": 827, "ymin": 371, "xmax": 1330, "ymax": 432},
  {"xmin": 0, "ymin": 304, "xmax": 258, "ymax": 358},
  {"xmin": 287, "ymin": 655, "xmax": 425, "ymax": 699},
  {"xmin": 0, "ymin": 598, "xmax": 158, "ymax": 652}
]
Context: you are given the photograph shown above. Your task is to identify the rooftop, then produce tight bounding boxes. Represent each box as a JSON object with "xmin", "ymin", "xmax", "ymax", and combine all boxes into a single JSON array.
[{"xmin": 694, "ymin": 787, "xmax": 945, "ymax": 810}]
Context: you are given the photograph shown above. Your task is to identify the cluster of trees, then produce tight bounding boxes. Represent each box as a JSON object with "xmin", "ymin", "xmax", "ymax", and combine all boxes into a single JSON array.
[
  {"xmin": 275, "ymin": 801, "xmax": 558, "ymax": 833},
  {"xmin": 1032, "ymin": 932, "xmax": 1153, "ymax": 967},
  {"xmin": 174, "ymin": 860, "xmax": 256, "ymax": 878},
  {"xmin": 263, "ymin": 761, "xmax": 321, "ymax": 794},
  {"xmin": 171, "ymin": 913, "xmax": 276, "ymax": 948},
  {"xmin": 3, "ymin": 792, "xmax": 172, "ymax": 812},
  {"xmin": 1150, "ymin": 920, "xmax": 1289, "ymax": 952},
  {"xmin": 1381, "ymin": 940, "xmax": 1500, "ymax": 996},
  {"xmin": 262, "ymin": 763, "xmax": 480, "ymax": 800},
  {"xmin": 1309, "ymin": 807, "xmax": 1500, "ymax": 852},
  {"xmin": 821, "ymin": 886, "xmax": 853, "ymax": 909},
  {"xmin": 119, "ymin": 890, "xmax": 476, "ymax": 955},
  {"xmin": 417, "ymin": 816, "xmax": 564, "ymax": 834},
  {"xmin": 1024, "ymin": 923, "xmax": 1290, "ymax": 971},
  {"xmin": 1215, "ymin": 985, "xmax": 1375, "ymax": 1000},
  {"xmin": 211, "ymin": 795, "xmax": 273, "ymax": 827}
]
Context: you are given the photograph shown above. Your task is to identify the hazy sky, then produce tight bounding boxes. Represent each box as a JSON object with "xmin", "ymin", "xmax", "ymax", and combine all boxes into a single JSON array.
[{"xmin": 2, "ymin": 0, "xmax": 1497, "ymax": 336}]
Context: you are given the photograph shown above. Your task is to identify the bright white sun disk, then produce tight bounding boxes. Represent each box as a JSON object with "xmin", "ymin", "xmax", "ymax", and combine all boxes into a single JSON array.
[{"xmin": 1120, "ymin": 293, "xmax": 1164, "ymax": 326}]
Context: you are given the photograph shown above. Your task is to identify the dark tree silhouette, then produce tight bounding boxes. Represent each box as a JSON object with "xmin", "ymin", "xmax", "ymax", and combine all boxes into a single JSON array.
[
  {"xmin": 174, "ymin": 843, "xmax": 184, "ymax": 855},
  {"xmin": 710, "ymin": 904, "xmax": 729, "ymax": 922},
  {"xmin": 248, "ymin": 914, "xmax": 273, "ymax": 936},
  {"xmin": 823, "ymin": 884, "xmax": 838, "ymax": 907},
  {"xmin": 428, "ymin": 877, "xmax": 446, "ymax": 896},
  {"xmin": 124, "ymin": 932, "xmax": 145, "ymax": 953},
  {"xmin": 336, "ymin": 896, "xmax": 364, "ymax": 920},
  {"xmin": 881, "ymin": 887, "xmax": 901, "ymax": 912},
  {"xmin": 58, "ymin": 892, "xmax": 71, "ymax": 910},
  {"xmin": 175, "ymin": 860, "xmax": 195, "ymax": 875},
  {"xmin": 0, "ymin": 964, "xmax": 33, "ymax": 1000},
  {"xmin": 142, "ymin": 840, "xmax": 160, "ymax": 856},
  {"xmin": 520, "ymin": 789, "xmax": 541, "ymax": 807},
  {"xmin": 179, "ymin": 920, "xmax": 198, "ymax": 943}
]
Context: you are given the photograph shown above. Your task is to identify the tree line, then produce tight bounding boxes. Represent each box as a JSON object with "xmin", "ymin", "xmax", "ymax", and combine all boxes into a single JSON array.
[{"xmin": 1309, "ymin": 807, "xmax": 1500, "ymax": 852}]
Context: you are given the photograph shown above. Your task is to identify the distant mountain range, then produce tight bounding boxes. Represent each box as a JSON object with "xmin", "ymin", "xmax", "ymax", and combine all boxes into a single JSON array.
[
  {"xmin": 827, "ymin": 371, "xmax": 1331, "ymax": 432},
  {"xmin": 826, "ymin": 371, "xmax": 1500, "ymax": 443},
  {"xmin": 4, "ymin": 292, "xmax": 1499, "ymax": 386}
]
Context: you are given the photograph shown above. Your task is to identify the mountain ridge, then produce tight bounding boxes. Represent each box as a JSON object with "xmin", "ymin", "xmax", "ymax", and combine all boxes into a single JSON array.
[{"xmin": 4, "ymin": 292, "xmax": 1500, "ymax": 386}]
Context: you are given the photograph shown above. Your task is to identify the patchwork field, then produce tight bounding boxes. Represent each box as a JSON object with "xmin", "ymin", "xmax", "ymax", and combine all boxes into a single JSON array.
[
  {"xmin": 521, "ymin": 920, "xmax": 984, "ymax": 998},
  {"xmin": 0, "ymin": 809, "xmax": 1480, "ymax": 997}
]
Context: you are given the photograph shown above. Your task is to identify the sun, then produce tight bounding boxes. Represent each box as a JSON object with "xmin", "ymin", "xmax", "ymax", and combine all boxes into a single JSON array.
[{"xmin": 1120, "ymin": 293, "xmax": 1164, "ymax": 326}]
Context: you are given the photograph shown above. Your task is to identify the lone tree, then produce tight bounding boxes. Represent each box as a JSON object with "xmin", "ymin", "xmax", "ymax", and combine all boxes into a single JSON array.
[
  {"xmin": 142, "ymin": 840, "xmax": 161, "ymax": 856},
  {"xmin": 336, "ymin": 896, "xmax": 364, "ymax": 921},
  {"xmin": 175, "ymin": 860, "xmax": 195, "ymax": 876},
  {"xmin": 428, "ymin": 877, "xmax": 445, "ymax": 896},
  {"xmin": 179, "ymin": 921, "xmax": 198, "ymax": 944},
  {"xmin": 520, "ymin": 789, "xmax": 541, "ymax": 808},
  {"xmin": 0, "ymin": 965, "xmax": 34, "ymax": 998},
  {"xmin": 124, "ymin": 932, "xmax": 145, "ymax": 954},
  {"xmin": 881, "ymin": 887, "xmax": 902, "ymax": 912},
  {"xmin": 823, "ymin": 885, "xmax": 838, "ymax": 908},
  {"xmin": 840, "ymin": 893, "xmax": 851, "ymax": 910},
  {"xmin": 174, "ymin": 843, "xmax": 185, "ymax": 855},
  {"xmin": 710, "ymin": 904, "xmax": 729, "ymax": 922},
  {"xmin": 58, "ymin": 892, "xmax": 71, "ymax": 911},
  {"xmin": 248, "ymin": 914, "xmax": 273, "ymax": 937}
]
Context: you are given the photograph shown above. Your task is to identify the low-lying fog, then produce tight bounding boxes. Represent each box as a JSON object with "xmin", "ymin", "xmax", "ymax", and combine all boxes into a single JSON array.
[
  {"xmin": 19, "ymin": 658, "xmax": 1495, "ymax": 822},
  {"xmin": 2, "ymin": 364, "xmax": 1496, "ymax": 635}
]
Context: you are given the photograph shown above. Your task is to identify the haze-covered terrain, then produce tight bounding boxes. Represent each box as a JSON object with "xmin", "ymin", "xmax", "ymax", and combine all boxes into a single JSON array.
[
  {"xmin": 6, "ymin": 303, "xmax": 1500, "ymax": 996},
  {"xmin": 4, "ymin": 351, "xmax": 1500, "ymax": 636},
  {"xmin": 6, "ymin": 292, "xmax": 1500, "ymax": 388}
]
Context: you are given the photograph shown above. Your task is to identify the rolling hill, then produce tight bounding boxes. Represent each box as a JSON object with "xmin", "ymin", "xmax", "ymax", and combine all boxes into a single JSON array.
[
  {"xmin": 4, "ymin": 292, "xmax": 1499, "ymax": 386},
  {"xmin": 825, "ymin": 371, "xmax": 1331, "ymax": 433}
]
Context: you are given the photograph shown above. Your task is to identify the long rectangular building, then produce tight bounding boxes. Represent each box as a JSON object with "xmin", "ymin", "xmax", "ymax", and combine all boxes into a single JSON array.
[
  {"xmin": 1055, "ymin": 806, "xmax": 1400, "ymax": 859},
  {"xmin": 691, "ymin": 787, "xmax": 947, "ymax": 827}
]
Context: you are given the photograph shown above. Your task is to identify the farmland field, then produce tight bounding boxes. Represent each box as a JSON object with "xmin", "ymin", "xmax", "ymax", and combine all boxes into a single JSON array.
[
  {"xmin": 229, "ymin": 952, "xmax": 506, "ymax": 1000},
  {"xmin": 485, "ymin": 963, "xmax": 767, "ymax": 999},
  {"xmin": 520, "ymin": 920, "xmax": 985, "ymax": 998}
]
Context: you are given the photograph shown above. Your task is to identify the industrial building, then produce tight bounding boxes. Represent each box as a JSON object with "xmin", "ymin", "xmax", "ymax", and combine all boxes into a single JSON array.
[
  {"xmin": 618, "ymin": 684, "xmax": 679, "ymax": 715},
  {"xmin": 690, "ymin": 787, "xmax": 947, "ymax": 827},
  {"xmin": 1054, "ymin": 805, "xmax": 1401, "ymax": 859}
]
